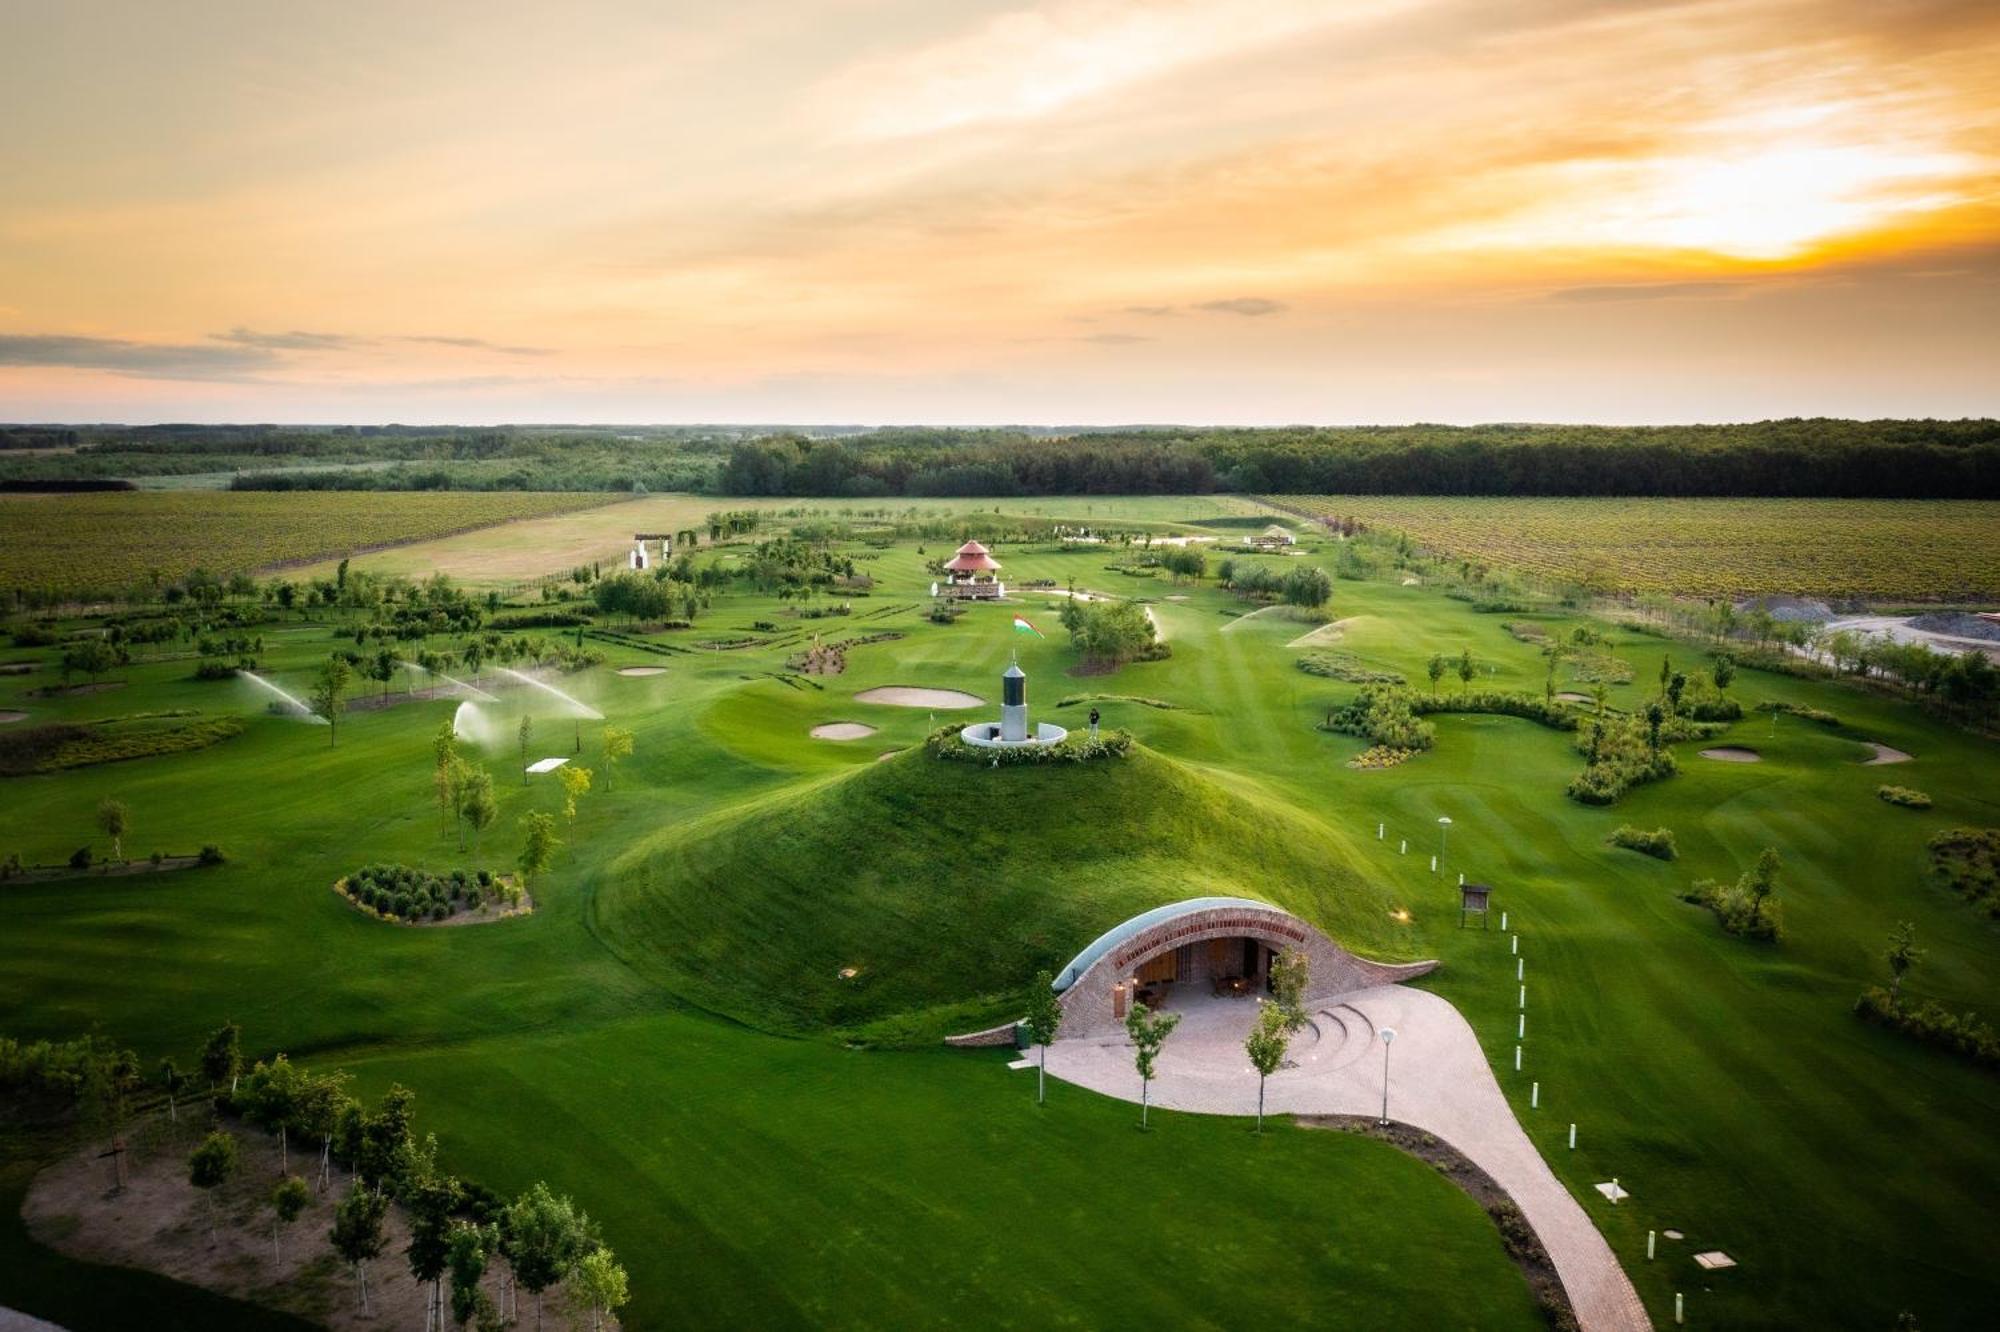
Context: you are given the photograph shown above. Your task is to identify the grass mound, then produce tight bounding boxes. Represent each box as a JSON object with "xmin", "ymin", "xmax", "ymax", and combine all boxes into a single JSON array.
[{"xmin": 593, "ymin": 745, "xmax": 1416, "ymax": 1043}]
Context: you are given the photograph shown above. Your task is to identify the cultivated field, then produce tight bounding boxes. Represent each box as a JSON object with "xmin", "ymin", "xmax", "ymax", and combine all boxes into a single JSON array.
[
  {"xmin": 1274, "ymin": 496, "xmax": 2000, "ymax": 601},
  {"xmin": 0, "ymin": 491, "xmax": 622, "ymax": 594},
  {"xmin": 2, "ymin": 495, "xmax": 1997, "ymax": 1330}
]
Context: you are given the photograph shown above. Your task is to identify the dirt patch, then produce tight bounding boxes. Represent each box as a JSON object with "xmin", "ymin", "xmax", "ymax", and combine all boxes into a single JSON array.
[
  {"xmin": 22, "ymin": 1112, "xmax": 567, "ymax": 1331},
  {"xmin": 1699, "ymin": 747, "xmax": 1762, "ymax": 763},
  {"xmin": 0, "ymin": 710, "xmax": 25, "ymax": 724},
  {"xmin": 616, "ymin": 666, "xmax": 667, "ymax": 677},
  {"xmin": 1861, "ymin": 741, "xmax": 1913, "ymax": 765},
  {"xmin": 809, "ymin": 722, "xmax": 877, "ymax": 741},
  {"xmin": 1297, "ymin": 1116, "xmax": 1577, "ymax": 1331},
  {"xmin": 854, "ymin": 686, "xmax": 984, "ymax": 709}
]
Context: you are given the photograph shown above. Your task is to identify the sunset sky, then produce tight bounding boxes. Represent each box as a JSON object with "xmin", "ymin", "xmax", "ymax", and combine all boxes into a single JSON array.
[{"xmin": 2, "ymin": 0, "xmax": 1997, "ymax": 425}]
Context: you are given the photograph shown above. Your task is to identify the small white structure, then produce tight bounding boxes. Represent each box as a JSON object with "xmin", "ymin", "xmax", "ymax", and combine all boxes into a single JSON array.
[
  {"xmin": 1242, "ymin": 524, "xmax": 1297, "ymax": 550},
  {"xmin": 629, "ymin": 532, "xmax": 672, "ymax": 570},
  {"xmin": 960, "ymin": 659, "xmax": 1067, "ymax": 748}
]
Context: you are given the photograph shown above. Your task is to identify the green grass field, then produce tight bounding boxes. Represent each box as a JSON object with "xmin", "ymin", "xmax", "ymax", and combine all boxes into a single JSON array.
[{"xmin": 2, "ymin": 497, "xmax": 1997, "ymax": 1329}]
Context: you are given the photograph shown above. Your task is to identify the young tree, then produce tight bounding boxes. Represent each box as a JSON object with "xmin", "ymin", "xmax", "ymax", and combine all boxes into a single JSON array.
[
  {"xmin": 1748, "ymin": 847, "xmax": 1782, "ymax": 911},
  {"xmin": 1022, "ymin": 969, "xmax": 1064, "ymax": 1106},
  {"xmin": 241, "ymin": 1053, "xmax": 309, "ymax": 1173},
  {"xmin": 1269, "ymin": 947, "xmax": 1310, "ymax": 1034},
  {"xmin": 311, "ymin": 655, "xmax": 351, "ymax": 747},
  {"xmin": 1590, "ymin": 681, "xmax": 1610, "ymax": 717},
  {"xmin": 1245, "ymin": 1003, "xmax": 1291, "ymax": 1134},
  {"xmin": 1544, "ymin": 654, "xmax": 1558, "ymax": 703},
  {"xmin": 269, "ymin": 1174, "xmax": 311, "ymax": 1266},
  {"xmin": 188, "ymin": 1130, "xmax": 239, "ymax": 1235},
  {"xmin": 1456, "ymin": 648, "xmax": 1476, "ymax": 692},
  {"xmin": 369, "ymin": 648, "xmax": 397, "ymax": 700},
  {"xmin": 504, "ymin": 1182, "xmax": 595, "ymax": 1331},
  {"xmin": 1712, "ymin": 653, "xmax": 1736, "ymax": 691},
  {"xmin": 1885, "ymin": 921, "xmax": 1924, "ymax": 1005},
  {"xmin": 200, "ymin": 1022, "xmax": 242, "ymax": 1096},
  {"xmin": 1667, "ymin": 671, "xmax": 1688, "ymax": 715},
  {"xmin": 447, "ymin": 1222, "xmax": 495, "ymax": 1328},
  {"xmin": 331, "ymin": 1181, "xmax": 389, "ymax": 1314},
  {"xmin": 1659, "ymin": 652, "xmax": 1673, "ymax": 697},
  {"xmin": 556, "ymin": 765, "xmax": 593, "ymax": 821},
  {"xmin": 599, "ymin": 726, "xmax": 633, "ymax": 791},
  {"xmin": 1426, "ymin": 654, "xmax": 1446, "ymax": 695},
  {"xmin": 1124, "ymin": 1003, "xmax": 1182, "ymax": 1131},
  {"xmin": 433, "ymin": 721, "xmax": 460, "ymax": 837},
  {"xmin": 518, "ymin": 813, "xmax": 560, "ymax": 895},
  {"xmin": 518, "ymin": 716, "xmax": 534, "ymax": 786},
  {"xmin": 458, "ymin": 765, "xmax": 498, "ymax": 852},
  {"xmin": 96, "ymin": 797, "xmax": 129, "ymax": 863},
  {"xmin": 1644, "ymin": 702, "xmax": 1665, "ymax": 757},
  {"xmin": 158, "ymin": 1056, "xmax": 185, "ymax": 1124},
  {"xmin": 1281, "ymin": 564, "xmax": 1332, "ymax": 611},
  {"xmin": 565, "ymin": 1246, "xmax": 630, "ymax": 1332},
  {"xmin": 404, "ymin": 1161, "xmax": 462, "ymax": 1332}
]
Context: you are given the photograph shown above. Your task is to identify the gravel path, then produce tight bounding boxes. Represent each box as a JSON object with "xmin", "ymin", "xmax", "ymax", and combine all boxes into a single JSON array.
[{"xmin": 1043, "ymin": 985, "xmax": 1651, "ymax": 1332}]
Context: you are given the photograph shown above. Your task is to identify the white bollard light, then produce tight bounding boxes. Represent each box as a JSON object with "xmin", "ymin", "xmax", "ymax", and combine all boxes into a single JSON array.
[
  {"xmin": 1517, "ymin": 1013, "xmax": 1525, "ymax": 1040},
  {"xmin": 1458, "ymin": 871, "xmax": 1464, "ymax": 886},
  {"xmin": 1500, "ymin": 911, "xmax": 1508, "ymax": 931},
  {"xmin": 1519, "ymin": 985, "xmax": 1526, "ymax": 1009},
  {"xmin": 1399, "ymin": 839, "xmax": 1407, "ymax": 854},
  {"xmin": 1647, "ymin": 1231, "xmax": 1656, "ymax": 1261},
  {"xmin": 1531, "ymin": 1081, "xmax": 1539, "ymax": 1109},
  {"xmin": 1568, "ymin": 1123, "xmax": 1576, "ymax": 1150},
  {"xmin": 1511, "ymin": 934, "xmax": 1518, "ymax": 955},
  {"xmin": 1517, "ymin": 957, "xmax": 1524, "ymax": 980},
  {"xmin": 1611, "ymin": 1176, "xmax": 1620, "ymax": 1204},
  {"xmin": 1514, "ymin": 1045, "xmax": 1522, "ymax": 1071},
  {"xmin": 1430, "ymin": 854, "xmax": 1437, "ymax": 873},
  {"xmin": 1675, "ymin": 1292, "xmax": 1684, "ymax": 1325},
  {"xmin": 1377, "ymin": 822, "xmax": 1384, "ymax": 840}
]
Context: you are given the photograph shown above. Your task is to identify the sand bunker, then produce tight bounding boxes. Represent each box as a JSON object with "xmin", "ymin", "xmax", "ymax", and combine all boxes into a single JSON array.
[
  {"xmin": 1700, "ymin": 747, "xmax": 1762, "ymax": 763},
  {"xmin": 617, "ymin": 666, "xmax": 667, "ymax": 677},
  {"xmin": 854, "ymin": 686, "xmax": 984, "ymax": 709},
  {"xmin": 0, "ymin": 710, "xmax": 25, "ymax": 724},
  {"xmin": 810, "ymin": 722, "xmax": 878, "ymax": 741},
  {"xmin": 1861, "ymin": 742, "xmax": 1913, "ymax": 765},
  {"xmin": 1556, "ymin": 692, "xmax": 1594, "ymax": 705}
]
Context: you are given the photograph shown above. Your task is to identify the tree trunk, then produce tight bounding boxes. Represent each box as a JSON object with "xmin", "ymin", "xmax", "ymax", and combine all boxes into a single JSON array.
[
  {"xmin": 1140, "ymin": 1078, "xmax": 1149, "ymax": 1129},
  {"xmin": 1037, "ymin": 1045, "xmax": 1047, "ymax": 1106},
  {"xmin": 272, "ymin": 1220, "xmax": 280, "ymax": 1265},
  {"xmin": 279, "ymin": 1124, "xmax": 287, "ymax": 1174},
  {"xmin": 1257, "ymin": 1076, "xmax": 1266, "ymax": 1133}
]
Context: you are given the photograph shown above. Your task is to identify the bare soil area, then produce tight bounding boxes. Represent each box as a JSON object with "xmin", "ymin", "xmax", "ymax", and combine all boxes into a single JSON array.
[{"xmin": 22, "ymin": 1113, "xmax": 565, "ymax": 1331}]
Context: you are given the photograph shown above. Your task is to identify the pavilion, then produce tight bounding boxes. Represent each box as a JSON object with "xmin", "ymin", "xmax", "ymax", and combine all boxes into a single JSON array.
[{"xmin": 938, "ymin": 540, "xmax": 1006, "ymax": 599}]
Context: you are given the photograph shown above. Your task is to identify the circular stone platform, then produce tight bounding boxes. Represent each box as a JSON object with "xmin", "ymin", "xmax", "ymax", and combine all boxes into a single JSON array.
[
  {"xmin": 1699, "ymin": 747, "xmax": 1762, "ymax": 763},
  {"xmin": 617, "ymin": 666, "xmax": 667, "ymax": 677},
  {"xmin": 854, "ymin": 686, "xmax": 984, "ymax": 709},
  {"xmin": 810, "ymin": 722, "xmax": 877, "ymax": 741}
]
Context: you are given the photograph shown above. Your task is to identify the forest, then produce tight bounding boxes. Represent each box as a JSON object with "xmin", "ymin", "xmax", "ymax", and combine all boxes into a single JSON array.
[{"xmin": 3, "ymin": 419, "xmax": 1997, "ymax": 498}]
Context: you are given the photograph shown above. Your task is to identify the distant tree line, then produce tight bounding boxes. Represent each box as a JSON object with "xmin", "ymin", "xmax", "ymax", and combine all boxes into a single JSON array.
[{"xmin": 7, "ymin": 419, "xmax": 1998, "ymax": 497}]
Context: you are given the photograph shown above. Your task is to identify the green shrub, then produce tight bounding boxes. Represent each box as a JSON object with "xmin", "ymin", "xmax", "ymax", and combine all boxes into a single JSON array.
[
  {"xmin": 924, "ymin": 726, "xmax": 1133, "ymax": 767},
  {"xmin": 1854, "ymin": 986, "xmax": 2000, "ymax": 1069},
  {"xmin": 1755, "ymin": 700, "xmax": 1840, "ymax": 726},
  {"xmin": 339, "ymin": 862, "xmax": 517, "ymax": 924},
  {"xmin": 1296, "ymin": 652, "xmax": 1404, "ymax": 685},
  {"xmin": 67, "ymin": 846, "xmax": 92, "ymax": 871},
  {"xmin": 1320, "ymin": 687, "xmax": 1435, "ymax": 752},
  {"xmin": 1927, "ymin": 828, "xmax": 1999, "ymax": 917},
  {"xmin": 1609, "ymin": 825, "xmax": 1677, "ymax": 860},
  {"xmin": 1679, "ymin": 848, "xmax": 1784, "ymax": 941},
  {"xmin": 197, "ymin": 843, "xmax": 226, "ymax": 866},
  {"xmin": 1877, "ymin": 785, "xmax": 1932, "ymax": 809},
  {"xmin": 1411, "ymin": 690, "xmax": 1578, "ymax": 730}
]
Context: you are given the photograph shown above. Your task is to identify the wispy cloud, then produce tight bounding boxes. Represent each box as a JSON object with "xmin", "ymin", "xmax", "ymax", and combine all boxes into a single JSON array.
[
  {"xmin": 212, "ymin": 326, "xmax": 360, "ymax": 350},
  {"xmin": 397, "ymin": 335, "xmax": 553, "ymax": 357},
  {"xmin": 0, "ymin": 333, "xmax": 274, "ymax": 380},
  {"xmin": 1077, "ymin": 332, "xmax": 1153, "ymax": 344},
  {"xmin": 1548, "ymin": 281, "xmax": 1746, "ymax": 303},
  {"xmin": 1197, "ymin": 297, "xmax": 1288, "ymax": 316},
  {"xmin": 1122, "ymin": 305, "xmax": 1178, "ymax": 316}
]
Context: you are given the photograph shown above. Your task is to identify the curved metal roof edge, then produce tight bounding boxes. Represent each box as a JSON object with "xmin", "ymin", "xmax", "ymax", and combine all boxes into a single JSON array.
[{"xmin": 1051, "ymin": 895, "xmax": 1281, "ymax": 992}]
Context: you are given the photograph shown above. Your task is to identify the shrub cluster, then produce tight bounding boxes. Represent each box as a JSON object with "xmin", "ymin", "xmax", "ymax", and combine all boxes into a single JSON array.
[
  {"xmin": 1854, "ymin": 987, "xmax": 2000, "ymax": 1069},
  {"xmin": 1296, "ymin": 651, "xmax": 1405, "ymax": 685},
  {"xmin": 1877, "ymin": 785, "xmax": 1933, "ymax": 810},
  {"xmin": 1321, "ymin": 687, "xmax": 1435, "ymax": 752},
  {"xmin": 1412, "ymin": 689, "xmax": 1578, "ymax": 731},
  {"xmin": 0, "ymin": 714, "xmax": 244, "ymax": 776},
  {"xmin": 1679, "ymin": 849, "xmax": 1784, "ymax": 941},
  {"xmin": 1927, "ymin": 828, "xmax": 1999, "ymax": 917},
  {"xmin": 1347, "ymin": 745, "xmax": 1417, "ymax": 770},
  {"xmin": 1755, "ymin": 700, "xmax": 1840, "ymax": 726},
  {"xmin": 339, "ymin": 863, "xmax": 522, "ymax": 924},
  {"xmin": 924, "ymin": 726, "xmax": 1133, "ymax": 766},
  {"xmin": 1608, "ymin": 825, "xmax": 1678, "ymax": 860}
]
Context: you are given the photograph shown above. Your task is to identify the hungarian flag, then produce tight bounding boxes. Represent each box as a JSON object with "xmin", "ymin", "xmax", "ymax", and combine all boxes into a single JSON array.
[{"xmin": 1012, "ymin": 615, "xmax": 1044, "ymax": 638}]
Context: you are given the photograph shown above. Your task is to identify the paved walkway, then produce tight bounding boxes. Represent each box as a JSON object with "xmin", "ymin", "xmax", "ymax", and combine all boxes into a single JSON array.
[{"xmin": 1043, "ymin": 986, "xmax": 1652, "ymax": 1332}]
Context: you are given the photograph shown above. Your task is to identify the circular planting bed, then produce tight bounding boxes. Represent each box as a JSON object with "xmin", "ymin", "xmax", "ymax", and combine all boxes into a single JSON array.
[
  {"xmin": 617, "ymin": 666, "xmax": 667, "ymax": 677},
  {"xmin": 810, "ymin": 721, "xmax": 878, "ymax": 741},
  {"xmin": 854, "ymin": 686, "xmax": 984, "ymax": 709},
  {"xmin": 1699, "ymin": 747, "xmax": 1762, "ymax": 763}
]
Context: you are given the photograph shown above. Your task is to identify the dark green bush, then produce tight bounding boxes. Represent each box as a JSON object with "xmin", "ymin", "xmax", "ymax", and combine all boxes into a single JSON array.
[
  {"xmin": 1609, "ymin": 825, "xmax": 1677, "ymax": 860},
  {"xmin": 1855, "ymin": 986, "xmax": 2000, "ymax": 1069},
  {"xmin": 1321, "ymin": 687, "xmax": 1435, "ymax": 752},
  {"xmin": 1877, "ymin": 785, "xmax": 1932, "ymax": 809},
  {"xmin": 924, "ymin": 726, "xmax": 1133, "ymax": 766}
]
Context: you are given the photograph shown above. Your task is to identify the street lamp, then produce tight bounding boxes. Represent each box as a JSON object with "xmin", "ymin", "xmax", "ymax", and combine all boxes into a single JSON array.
[
  {"xmin": 1378, "ymin": 1026, "xmax": 1397, "ymax": 1126},
  {"xmin": 1437, "ymin": 815, "xmax": 1452, "ymax": 868}
]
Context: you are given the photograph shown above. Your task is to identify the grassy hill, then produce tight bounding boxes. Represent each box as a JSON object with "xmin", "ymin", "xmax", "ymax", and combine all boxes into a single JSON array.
[{"xmin": 593, "ymin": 744, "xmax": 1423, "ymax": 1042}]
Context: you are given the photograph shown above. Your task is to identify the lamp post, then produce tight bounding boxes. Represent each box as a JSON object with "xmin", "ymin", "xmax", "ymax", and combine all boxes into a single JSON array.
[
  {"xmin": 1437, "ymin": 816, "xmax": 1452, "ymax": 869},
  {"xmin": 1378, "ymin": 1027, "xmax": 1397, "ymax": 1126}
]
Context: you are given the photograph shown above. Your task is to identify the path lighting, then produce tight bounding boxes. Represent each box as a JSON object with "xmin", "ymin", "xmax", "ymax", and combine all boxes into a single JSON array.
[
  {"xmin": 1437, "ymin": 815, "xmax": 1452, "ymax": 865},
  {"xmin": 1378, "ymin": 1027, "xmax": 1397, "ymax": 1126}
]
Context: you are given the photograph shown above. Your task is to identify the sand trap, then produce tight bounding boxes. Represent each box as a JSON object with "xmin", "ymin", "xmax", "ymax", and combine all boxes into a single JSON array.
[
  {"xmin": 0, "ymin": 710, "xmax": 25, "ymax": 724},
  {"xmin": 1861, "ymin": 742, "xmax": 1913, "ymax": 765},
  {"xmin": 617, "ymin": 666, "xmax": 667, "ymax": 676},
  {"xmin": 1556, "ymin": 692, "xmax": 1594, "ymax": 705},
  {"xmin": 1700, "ymin": 747, "xmax": 1762, "ymax": 763},
  {"xmin": 855, "ymin": 686, "xmax": 984, "ymax": 709},
  {"xmin": 810, "ymin": 721, "xmax": 877, "ymax": 741}
]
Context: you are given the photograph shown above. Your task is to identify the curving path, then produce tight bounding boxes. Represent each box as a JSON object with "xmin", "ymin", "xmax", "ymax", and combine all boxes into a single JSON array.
[{"xmin": 1042, "ymin": 985, "xmax": 1651, "ymax": 1332}]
